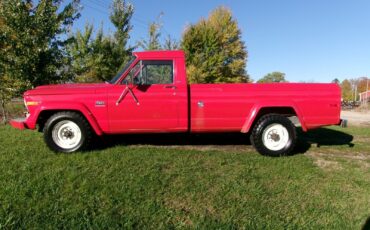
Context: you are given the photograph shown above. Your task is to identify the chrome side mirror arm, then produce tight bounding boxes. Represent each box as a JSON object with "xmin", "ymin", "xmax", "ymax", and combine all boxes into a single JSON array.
[{"xmin": 116, "ymin": 86, "xmax": 140, "ymax": 106}]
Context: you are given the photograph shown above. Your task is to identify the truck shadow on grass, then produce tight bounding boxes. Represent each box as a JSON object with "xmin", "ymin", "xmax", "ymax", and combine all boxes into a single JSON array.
[
  {"xmin": 293, "ymin": 128, "xmax": 354, "ymax": 154},
  {"xmin": 96, "ymin": 127, "xmax": 354, "ymax": 155}
]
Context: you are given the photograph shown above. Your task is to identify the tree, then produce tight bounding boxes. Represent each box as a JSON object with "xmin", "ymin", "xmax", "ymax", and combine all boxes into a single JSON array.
[
  {"xmin": 340, "ymin": 79, "xmax": 352, "ymax": 102},
  {"xmin": 181, "ymin": 6, "xmax": 248, "ymax": 83},
  {"xmin": 66, "ymin": 24, "xmax": 96, "ymax": 82},
  {"xmin": 0, "ymin": 0, "xmax": 80, "ymax": 86},
  {"xmin": 332, "ymin": 78, "xmax": 340, "ymax": 84},
  {"xmin": 110, "ymin": 0, "xmax": 134, "ymax": 69},
  {"xmin": 257, "ymin": 72, "xmax": 287, "ymax": 83},
  {"xmin": 138, "ymin": 14, "xmax": 163, "ymax": 50},
  {"xmin": 68, "ymin": 0, "xmax": 134, "ymax": 82},
  {"xmin": 0, "ymin": 76, "xmax": 29, "ymax": 123},
  {"xmin": 356, "ymin": 77, "xmax": 369, "ymax": 94},
  {"xmin": 163, "ymin": 35, "xmax": 179, "ymax": 50},
  {"xmin": 0, "ymin": 0, "xmax": 80, "ymax": 122},
  {"xmin": 347, "ymin": 77, "xmax": 369, "ymax": 101},
  {"xmin": 138, "ymin": 13, "xmax": 179, "ymax": 51}
]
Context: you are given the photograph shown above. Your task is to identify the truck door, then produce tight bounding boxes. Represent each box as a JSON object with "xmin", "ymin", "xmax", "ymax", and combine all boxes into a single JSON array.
[{"xmin": 108, "ymin": 59, "xmax": 187, "ymax": 133}]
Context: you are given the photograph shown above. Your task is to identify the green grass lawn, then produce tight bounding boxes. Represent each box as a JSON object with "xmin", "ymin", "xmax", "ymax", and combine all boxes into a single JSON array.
[{"xmin": 0, "ymin": 125, "xmax": 369, "ymax": 229}]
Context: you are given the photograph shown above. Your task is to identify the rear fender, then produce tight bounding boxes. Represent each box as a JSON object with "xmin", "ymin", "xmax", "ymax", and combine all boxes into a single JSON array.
[{"xmin": 241, "ymin": 103, "xmax": 306, "ymax": 133}]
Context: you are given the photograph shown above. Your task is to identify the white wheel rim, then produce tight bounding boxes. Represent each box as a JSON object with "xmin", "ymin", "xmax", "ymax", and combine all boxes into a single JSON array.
[
  {"xmin": 262, "ymin": 123, "xmax": 289, "ymax": 151},
  {"xmin": 52, "ymin": 120, "xmax": 82, "ymax": 150}
]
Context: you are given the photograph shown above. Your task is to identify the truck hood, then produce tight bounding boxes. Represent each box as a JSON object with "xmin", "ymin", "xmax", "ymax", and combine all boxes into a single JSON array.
[{"xmin": 24, "ymin": 83, "xmax": 110, "ymax": 96}]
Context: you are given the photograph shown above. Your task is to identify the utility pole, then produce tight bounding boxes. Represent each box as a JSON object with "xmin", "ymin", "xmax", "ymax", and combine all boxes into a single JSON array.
[
  {"xmin": 352, "ymin": 82, "xmax": 355, "ymax": 102},
  {"xmin": 367, "ymin": 77, "xmax": 369, "ymax": 105}
]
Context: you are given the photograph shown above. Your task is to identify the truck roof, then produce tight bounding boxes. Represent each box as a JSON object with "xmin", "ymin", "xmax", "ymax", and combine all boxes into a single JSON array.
[{"xmin": 133, "ymin": 50, "xmax": 185, "ymax": 59}]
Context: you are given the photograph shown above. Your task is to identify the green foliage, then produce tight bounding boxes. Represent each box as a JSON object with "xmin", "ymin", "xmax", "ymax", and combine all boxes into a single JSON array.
[
  {"xmin": 0, "ymin": 0, "xmax": 80, "ymax": 121},
  {"xmin": 110, "ymin": 0, "xmax": 134, "ymax": 63},
  {"xmin": 181, "ymin": 6, "xmax": 248, "ymax": 83},
  {"xmin": 0, "ymin": 125, "xmax": 370, "ymax": 228},
  {"xmin": 68, "ymin": 0, "xmax": 134, "ymax": 82},
  {"xmin": 340, "ymin": 77, "xmax": 369, "ymax": 102},
  {"xmin": 257, "ymin": 72, "xmax": 287, "ymax": 83},
  {"xmin": 0, "ymin": 0, "xmax": 80, "ymax": 86},
  {"xmin": 66, "ymin": 24, "xmax": 94, "ymax": 82},
  {"xmin": 332, "ymin": 78, "xmax": 340, "ymax": 84},
  {"xmin": 138, "ymin": 13, "xmax": 179, "ymax": 51},
  {"xmin": 0, "ymin": 76, "xmax": 29, "ymax": 123},
  {"xmin": 163, "ymin": 35, "xmax": 179, "ymax": 50},
  {"xmin": 138, "ymin": 14, "xmax": 163, "ymax": 51},
  {"xmin": 68, "ymin": 25, "xmax": 123, "ymax": 83},
  {"xmin": 341, "ymin": 79, "xmax": 353, "ymax": 102},
  {"xmin": 110, "ymin": 0, "xmax": 135, "ymax": 70}
]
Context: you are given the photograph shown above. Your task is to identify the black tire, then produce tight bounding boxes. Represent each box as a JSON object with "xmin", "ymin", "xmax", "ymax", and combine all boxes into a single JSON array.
[
  {"xmin": 43, "ymin": 111, "xmax": 92, "ymax": 153},
  {"xmin": 250, "ymin": 114, "xmax": 297, "ymax": 157}
]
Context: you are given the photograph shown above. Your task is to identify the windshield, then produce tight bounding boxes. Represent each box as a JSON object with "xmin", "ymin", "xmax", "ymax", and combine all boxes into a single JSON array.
[{"xmin": 108, "ymin": 56, "xmax": 136, "ymax": 84}]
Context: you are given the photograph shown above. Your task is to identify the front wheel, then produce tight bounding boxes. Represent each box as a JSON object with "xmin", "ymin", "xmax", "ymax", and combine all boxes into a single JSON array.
[
  {"xmin": 43, "ymin": 112, "xmax": 92, "ymax": 153},
  {"xmin": 250, "ymin": 114, "xmax": 297, "ymax": 157}
]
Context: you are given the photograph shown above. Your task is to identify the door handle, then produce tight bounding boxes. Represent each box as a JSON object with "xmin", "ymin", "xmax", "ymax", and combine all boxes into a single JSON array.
[{"xmin": 164, "ymin": 85, "xmax": 177, "ymax": 89}]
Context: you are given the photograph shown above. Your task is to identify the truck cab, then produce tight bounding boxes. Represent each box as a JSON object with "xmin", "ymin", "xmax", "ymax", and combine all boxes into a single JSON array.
[{"xmin": 107, "ymin": 51, "xmax": 188, "ymax": 133}]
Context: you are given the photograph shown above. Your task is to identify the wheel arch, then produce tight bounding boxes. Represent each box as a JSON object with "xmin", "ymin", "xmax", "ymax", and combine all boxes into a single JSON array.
[
  {"xmin": 36, "ymin": 104, "xmax": 103, "ymax": 136},
  {"xmin": 241, "ymin": 104, "xmax": 306, "ymax": 133}
]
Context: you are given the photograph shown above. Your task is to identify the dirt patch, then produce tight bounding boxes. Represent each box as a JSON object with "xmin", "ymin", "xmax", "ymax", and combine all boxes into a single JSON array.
[
  {"xmin": 128, "ymin": 144, "xmax": 253, "ymax": 154},
  {"xmin": 308, "ymin": 151, "xmax": 370, "ymax": 172},
  {"xmin": 357, "ymin": 161, "xmax": 370, "ymax": 171},
  {"xmin": 307, "ymin": 152, "xmax": 370, "ymax": 160},
  {"xmin": 314, "ymin": 158, "xmax": 342, "ymax": 170},
  {"xmin": 353, "ymin": 136, "xmax": 370, "ymax": 143},
  {"xmin": 341, "ymin": 110, "xmax": 370, "ymax": 127}
]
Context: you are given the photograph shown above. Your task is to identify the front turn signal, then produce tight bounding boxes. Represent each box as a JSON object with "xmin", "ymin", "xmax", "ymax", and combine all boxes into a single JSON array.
[{"xmin": 26, "ymin": 101, "xmax": 39, "ymax": 106}]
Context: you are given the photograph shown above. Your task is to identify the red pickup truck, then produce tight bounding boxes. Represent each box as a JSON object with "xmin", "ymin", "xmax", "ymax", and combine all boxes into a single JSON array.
[{"xmin": 10, "ymin": 50, "xmax": 341, "ymax": 156}]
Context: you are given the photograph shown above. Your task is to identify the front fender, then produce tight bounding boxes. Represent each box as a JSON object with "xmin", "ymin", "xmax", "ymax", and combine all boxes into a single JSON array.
[
  {"xmin": 29, "ymin": 102, "xmax": 103, "ymax": 135},
  {"xmin": 240, "ymin": 103, "xmax": 307, "ymax": 133}
]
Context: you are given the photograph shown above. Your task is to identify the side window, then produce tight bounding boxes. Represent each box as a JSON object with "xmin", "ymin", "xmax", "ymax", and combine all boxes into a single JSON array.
[
  {"xmin": 121, "ymin": 60, "xmax": 174, "ymax": 85},
  {"xmin": 121, "ymin": 61, "xmax": 141, "ymax": 85},
  {"xmin": 130, "ymin": 62, "xmax": 142, "ymax": 85},
  {"xmin": 142, "ymin": 60, "xmax": 173, "ymax": 85}
]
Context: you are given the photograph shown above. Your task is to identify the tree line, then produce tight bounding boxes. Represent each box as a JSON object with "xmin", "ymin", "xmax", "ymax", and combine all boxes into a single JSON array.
[
  {"xmin": 338, "ymin": 77, "xmax": 369, "ymax": 102},
  {"xmin": 0, "ymin": 0, "xmax": 248, "ymax": 122}
]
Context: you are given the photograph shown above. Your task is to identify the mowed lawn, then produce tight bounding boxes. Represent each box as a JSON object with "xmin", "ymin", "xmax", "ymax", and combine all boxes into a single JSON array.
[{"xmin": 0, "ymin": 125, "xmax": 369, "ymax": 229}]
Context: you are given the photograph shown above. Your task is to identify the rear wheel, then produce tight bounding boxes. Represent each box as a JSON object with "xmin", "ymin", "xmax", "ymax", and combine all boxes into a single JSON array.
[
  {"xmin": 43, "ymin": 112, "xmax": 92, "ymax": 153},
  {"xmin": 250, "ymin": 114, "xmax": 297, "ymax": 156}
]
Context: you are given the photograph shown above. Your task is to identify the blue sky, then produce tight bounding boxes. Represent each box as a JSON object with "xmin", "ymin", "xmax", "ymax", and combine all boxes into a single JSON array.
[{"xmin": 71, "ymin": 0, "xmax": 370, "ymax": 83}]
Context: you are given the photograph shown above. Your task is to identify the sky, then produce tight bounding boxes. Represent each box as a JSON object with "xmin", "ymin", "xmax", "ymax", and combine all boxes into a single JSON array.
[{"xmin": 71, "ymin": 0, "xmax": 370, "ymax": 83}]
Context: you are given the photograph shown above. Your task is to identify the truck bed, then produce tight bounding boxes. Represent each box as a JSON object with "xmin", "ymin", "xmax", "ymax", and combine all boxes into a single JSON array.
[{"xmin": 190, "ymin": 83, "xmax": 341, "ymax": 132}]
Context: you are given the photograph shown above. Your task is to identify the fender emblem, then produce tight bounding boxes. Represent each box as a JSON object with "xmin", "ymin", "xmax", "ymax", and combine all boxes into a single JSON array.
[{"xmin": 95, "ymin": 101, "xmax": 106, "ymax": 106}]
